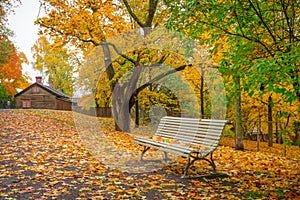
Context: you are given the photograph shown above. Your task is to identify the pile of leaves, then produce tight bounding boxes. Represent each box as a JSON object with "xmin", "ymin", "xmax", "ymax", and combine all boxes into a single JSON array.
[{"xmin": 0, "ymin": 110, "xmax": 299, "ymax": 199}]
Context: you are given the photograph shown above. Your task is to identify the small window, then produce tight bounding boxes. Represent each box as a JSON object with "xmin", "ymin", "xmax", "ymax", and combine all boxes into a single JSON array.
[
  {"xmin": 21, "ymin": 99, "xmax": 31, "ymax": 108},
  {"xmin": 32, "ymin": 86, "xmax": 40, "ymax": 93}
]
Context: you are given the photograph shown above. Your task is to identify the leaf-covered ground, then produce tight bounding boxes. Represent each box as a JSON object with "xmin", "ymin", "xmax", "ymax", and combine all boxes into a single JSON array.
[{"xmin": 0, "ymin": 110, "xmax": 299, "ymax": 199}]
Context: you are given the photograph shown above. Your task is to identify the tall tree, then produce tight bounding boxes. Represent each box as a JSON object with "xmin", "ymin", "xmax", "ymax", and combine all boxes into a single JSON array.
[
  {"xmin": 37, "ymin": 0, "xmax": 192, "ymax": 132},
  {"xmin": 166, "ymin": 0, "xmax": 300, "ymax": 149},
  {"xmin": 32, "ymin": 36, "xmax": 76, "ymax": 96},
  {"xmin": 105, "ymin": 0, "xmax": 201, "ymax": 131},
  {"xmin": 36, "ymin": 0, "xmax": 130, "ymax": 130}
]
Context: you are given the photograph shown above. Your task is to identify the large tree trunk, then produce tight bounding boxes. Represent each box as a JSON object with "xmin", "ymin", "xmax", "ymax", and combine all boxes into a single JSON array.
[
  {"xmin": 112, "ymin": 94, "xmax": 131, "ymax": 132},
  {"xmin": 109, "ymin": 0, "xmax": 158, "ymax": 132},
  {"xmin": 234, "ymin": 75, "xmax": 244, "ymax": 150},
  {"xmin": 112, "ymin": 64, "xmax": 143, "ymax": 132}
]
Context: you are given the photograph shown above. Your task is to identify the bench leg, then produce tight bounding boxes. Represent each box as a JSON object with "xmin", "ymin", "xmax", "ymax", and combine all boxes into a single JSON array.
[
  {"xmin": 210, "ymin": 152, "xmax": 216, "ymax": 172},
  {"xmin": 164, "ymin": 152, "xmax": 169, "ymax": 161},
  {"xmin": 140, "ymin": 147, "xmax": 150, "ymax": 161},
  {"xmin": 200, "ymin": 153, "xmax": 216, "ymax": 172},
  {"xmin": 182, "ymin": 155, "xmax": 197, "ymax": 178},
  {"xmin": 181, "ymin": 152, "xmax": 216, "ymax": 178}
]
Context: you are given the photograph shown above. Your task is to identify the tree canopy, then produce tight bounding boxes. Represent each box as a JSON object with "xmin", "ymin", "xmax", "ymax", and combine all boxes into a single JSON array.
[
  {"xmin": 166, "ymin": 0, "xmax": 300, "ymax": 103},
  {"xmin": 32, "ymin": 36, "xmax": 77, "ymax": 96}
]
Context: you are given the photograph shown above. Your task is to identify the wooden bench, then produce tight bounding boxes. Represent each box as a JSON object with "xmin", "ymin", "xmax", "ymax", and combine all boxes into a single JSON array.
[{"xmin": 133, "ymin": 116, "xmax": 228, "ymax": 177}]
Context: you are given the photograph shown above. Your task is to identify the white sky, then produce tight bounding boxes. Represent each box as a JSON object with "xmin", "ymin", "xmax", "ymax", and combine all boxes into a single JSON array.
[{"xmin": 8, "ymin": 0, "xmax": 43, "ymax": 83}]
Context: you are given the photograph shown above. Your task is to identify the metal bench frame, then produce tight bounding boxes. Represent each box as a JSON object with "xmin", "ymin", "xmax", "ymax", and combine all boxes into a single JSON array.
[{"xmin": 133, "ymin": 116, "xmax": 227, "ymax": 177}]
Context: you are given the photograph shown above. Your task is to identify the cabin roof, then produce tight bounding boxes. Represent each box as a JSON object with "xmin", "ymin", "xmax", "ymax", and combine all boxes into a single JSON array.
[{"xmin": 14, "ymin": 82, "xmax": 71, "ymax": 100}]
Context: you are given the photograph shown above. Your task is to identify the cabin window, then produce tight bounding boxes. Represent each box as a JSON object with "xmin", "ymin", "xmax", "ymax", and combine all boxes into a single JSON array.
[
  {"xmin": 32, "ymin": 86, "xmax": 40, "ymax": 93},
  {"xmin": 21, "ymin": 99, "xmax": 31, "ymax": 108}
]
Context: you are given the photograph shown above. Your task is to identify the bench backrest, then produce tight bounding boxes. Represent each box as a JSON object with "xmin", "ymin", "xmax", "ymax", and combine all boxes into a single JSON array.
[{"xmin": 155, "ymin": 116, "xmax": 227, "ymax": 150}]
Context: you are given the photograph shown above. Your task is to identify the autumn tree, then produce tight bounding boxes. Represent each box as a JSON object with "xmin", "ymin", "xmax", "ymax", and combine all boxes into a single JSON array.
[
  {"xmin": 0, "ymin": 35, "xmax": 14, "ymax": 65},
  {"xmin": 36, "ymin": 0, "xmax": 128, "ymax": 128},
  {"xmin": 37, "ymin": 0, "xmax": 197, "ymax": 132},
  {"xmin": 0, "ymin": 37, "xmax": 30, "ymax": 96},
  {"xmin": 0, "ymin": 0, "xmax": 30, "ymax": 98},
  {"xmin": 32, "ymin": 36, "xmax": 77, "ymax": 96},
  {"xmin": 166, "ymin": 0, "xmax": 300, "ymax": 149},
  {"xmin": 100, "ymin": 0, "xmax": 205, "ymax": 131}
]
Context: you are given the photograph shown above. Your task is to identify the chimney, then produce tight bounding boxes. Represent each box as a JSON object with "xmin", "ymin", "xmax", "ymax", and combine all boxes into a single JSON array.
[
  {"xmin": 36, "ymin": 76, "xmax": 42, "ymax": 84},
  {"xmin": 49, "ymin": 81, "xmax": 54, "ymax": 88}
]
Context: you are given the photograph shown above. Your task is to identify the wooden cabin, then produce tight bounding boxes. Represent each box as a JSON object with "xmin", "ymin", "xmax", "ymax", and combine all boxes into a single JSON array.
[{"xmin": 15, "ymin": 76, "xmax": 72, "ymax": 110}]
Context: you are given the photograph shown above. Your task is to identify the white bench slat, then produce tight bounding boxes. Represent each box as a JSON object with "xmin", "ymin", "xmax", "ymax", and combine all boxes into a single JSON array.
[
  {"xmin": 150, "ymin": 117, "xmax": 226, "ymax": 148},
  {"xmin": 134, "ymin": 137, "xmax": 213, "ymax": 158},
  {"xmin": 135, "ymin": 138, "xmax": 193, "ymax": 152},
  {"xmin": 158, "ymin": 129, "xmax": 222, "ymax": 138}
]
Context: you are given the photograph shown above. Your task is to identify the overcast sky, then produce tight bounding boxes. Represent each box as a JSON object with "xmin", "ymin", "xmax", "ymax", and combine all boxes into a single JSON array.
[{"xmin": 8, "ymin": 0, "xmax": 43, "ymax": 82}]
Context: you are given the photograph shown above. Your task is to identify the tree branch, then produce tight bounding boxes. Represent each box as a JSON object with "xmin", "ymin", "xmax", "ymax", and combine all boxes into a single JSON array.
[
  {"xmin": 247, "ymin": 0, "xmax": 278, "ymax": 46},
  {"xmin": 200, "ymin": 20, "xmax": 275, "ymax": 57},
  {"xmin": 131, "ymin": 63, "xmax": 192, "ymax": 101},
  {"xmin": 280, "ymin": 0, "xmax": 294, "ymax": 46},
  {"xmin": 101, "ymin": 41, "xmax": 136, "ymax": 64},
  {"xmin": 145, "ymin": 0, "xmax": 159, "ymax": 27},
  {"xmin": 122, "ymin": 0, "xmax": 145, "ymax": 27}
]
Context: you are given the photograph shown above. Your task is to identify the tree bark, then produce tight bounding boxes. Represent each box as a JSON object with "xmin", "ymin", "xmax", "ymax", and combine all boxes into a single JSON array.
[
  {"xmin": 234, "ymin": 75, "xmax": 244, "ymax": 150},
  {"xmin": 101, "ymin": 43, "xmax": 115, "ymax": 90},
  {"xmin": 112, "ymin": 63, "xmax": 143, "ymax": 132}
]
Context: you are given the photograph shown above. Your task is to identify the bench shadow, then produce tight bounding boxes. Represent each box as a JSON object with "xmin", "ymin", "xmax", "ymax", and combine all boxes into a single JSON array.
[
  {"xmin": 182, "ymin": 172, "xmax": 230, "ymax": 180},
  {"xmin": 123, "ymin": 158, "xmax": 177, "ymax": 173}
]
